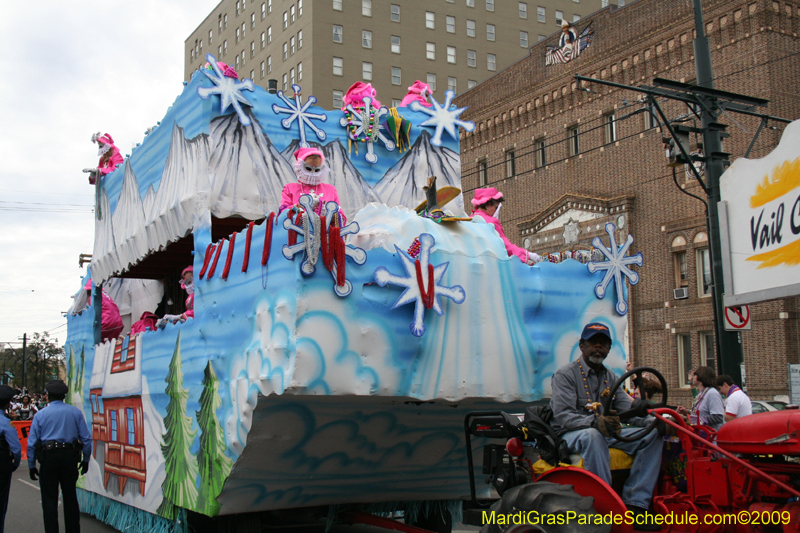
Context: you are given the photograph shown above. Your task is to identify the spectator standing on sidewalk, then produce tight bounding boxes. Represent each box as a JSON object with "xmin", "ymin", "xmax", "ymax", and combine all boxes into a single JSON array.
[
  {"xmin": 716, "ymin": 375, "xmax": 752, "ymax": 422},
  {"xmin": 0, "ymin": 385, "xmax": 21, "ymax": 533}
]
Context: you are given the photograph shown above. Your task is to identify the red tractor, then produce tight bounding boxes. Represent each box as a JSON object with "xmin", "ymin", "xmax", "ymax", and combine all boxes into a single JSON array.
[{"xmin": 463, "ymin": 367, "xmax": 800, "ymax": 532}]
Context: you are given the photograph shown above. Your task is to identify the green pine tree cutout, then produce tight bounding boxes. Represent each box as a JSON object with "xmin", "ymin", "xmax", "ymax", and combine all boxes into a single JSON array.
[
  {"xmin": 157, "ymin": 332, "xmax": 199, "ymax": 519},
  {"xmin": 196, "ymin": 361, "xmax": 233, "ymax": 516},
  {"xmin": 66, "ymin": 346, "xmax": 85, "ymax": 410}
]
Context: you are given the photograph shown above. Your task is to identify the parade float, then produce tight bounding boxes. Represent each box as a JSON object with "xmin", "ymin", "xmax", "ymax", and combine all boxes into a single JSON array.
[{"xmin": 64, "ymin": 55, "xmax": 642, "ymax": 532}]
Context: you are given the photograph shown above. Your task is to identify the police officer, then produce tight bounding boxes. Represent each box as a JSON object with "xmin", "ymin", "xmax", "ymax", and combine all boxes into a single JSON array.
[
  {"xmin": 28, "ymin": 380, "xmax": 92, "ymax": 533},
  {"xmin": 0, "ymin": 385, "xmax": 21, "ymax": 533}
]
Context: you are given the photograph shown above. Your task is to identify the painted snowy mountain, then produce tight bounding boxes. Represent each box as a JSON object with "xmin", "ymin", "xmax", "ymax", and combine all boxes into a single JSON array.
[
  {"xmin": 208, "ymin": 109, "xmax": 295, "ymax": 218},
  {"xmin": 372, "ymin": 130, "xmax": 464, "ymax": 213},
  {"xmin": 281, "ymin": 139, "xmax": 380, "ymax": 216}
]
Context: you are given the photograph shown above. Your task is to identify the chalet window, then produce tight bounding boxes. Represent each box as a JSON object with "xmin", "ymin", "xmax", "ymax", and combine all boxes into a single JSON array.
[
  {"xmin": 98, "ymin": 397, "xmax": 104, "ymax": 414},
  {"xmin": 91, "ymin": 394, "xmax": 97, "ymax": 413},
  {"xmin": 127, "ymin": 408, "xmax": 136, "ymax": 445},
  {"xmin": 120, "ymin": 336, "xmax": 129, "ymax": 363},
  {"xmin": 110, "ymin": 410, "xmax": 118, "ymax": 441}
]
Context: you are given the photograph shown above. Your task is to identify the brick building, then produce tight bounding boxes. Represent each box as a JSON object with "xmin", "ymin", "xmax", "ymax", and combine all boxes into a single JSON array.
[{"xmin": 456, "ymin": 0, "xmax": 800, "ymax": 404}]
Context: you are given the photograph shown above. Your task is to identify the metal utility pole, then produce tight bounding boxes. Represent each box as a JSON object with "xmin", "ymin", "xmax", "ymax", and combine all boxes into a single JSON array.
[
  {"xmin": 574, "ymin": 0, "xmax": 792, "ymax": 386},
  {"xmin": 21, "ymin": 333, "xmax": 27, "ymax": 390}
]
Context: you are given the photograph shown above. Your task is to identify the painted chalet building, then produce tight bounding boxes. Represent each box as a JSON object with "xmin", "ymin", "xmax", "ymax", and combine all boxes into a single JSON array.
[
  {"xmin": 89, "ymin": 335, "xmax": 147, "ymax": 496},
  {"xmin": 456, "ymin": 0, "xmax": 800, "ymax": 404}
]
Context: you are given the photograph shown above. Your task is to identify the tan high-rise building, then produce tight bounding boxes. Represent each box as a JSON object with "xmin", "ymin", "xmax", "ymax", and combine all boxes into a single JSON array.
[{"xmin": 185, "ymin": 0, "xmax": 611, "ymax": 109}]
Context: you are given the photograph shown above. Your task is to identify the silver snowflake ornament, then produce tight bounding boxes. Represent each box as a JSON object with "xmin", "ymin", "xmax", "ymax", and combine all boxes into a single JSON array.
[
  {"xmin": 282, "ymin": 194, "xmax": 366, "ymax": 297},
  {"xmin": 339, "ymin": 97, "xmax": 395, "ymax": 164},
  {"xmin": 373, "ymin": 233, "xmax": 466, "ymax": 337},
  {"xmin": 587, "ymin": 222, "xmax": 643, "ymax": 316},
  {"xmin": 197, "ymin": 54, "xmax": 256, "ymax": 126},
  {"xmin": 271, "ymin": 84, "xmax": 327, "ymax": 148},
  {"xmin": 409, "ymin": 90, "xmax": 475, "ymax": 147}
]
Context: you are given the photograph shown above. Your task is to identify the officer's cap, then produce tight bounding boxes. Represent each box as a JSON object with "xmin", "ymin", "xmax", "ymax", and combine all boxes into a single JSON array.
[
  {"xmin": 45, "ymin": 380, "xmax": 69, "ymax": 395},
  {"xmin": 0, "ymin": 386, "xmax": 14, "ymax": 402}
]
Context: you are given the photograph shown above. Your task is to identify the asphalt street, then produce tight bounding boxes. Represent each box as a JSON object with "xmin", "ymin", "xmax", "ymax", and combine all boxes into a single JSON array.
[{"xmin": 5, "ymin": 467, "xmax": 118, "ymax": 532}]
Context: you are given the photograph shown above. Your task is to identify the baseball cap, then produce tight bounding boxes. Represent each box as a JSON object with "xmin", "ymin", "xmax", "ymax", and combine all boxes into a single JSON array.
[{"xmin": 580, "ymin": 322, "xmax": 612, "ymax": 343}]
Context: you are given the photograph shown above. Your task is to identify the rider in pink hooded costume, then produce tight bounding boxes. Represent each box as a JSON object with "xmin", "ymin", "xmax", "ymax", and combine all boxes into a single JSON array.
[
  {"xmin": 279, "ymin": 147, "xmax": 345, "ymax": 221},
  {"xmin": 399, "ymin": 81, "xmax": 433, "ymax": 108},
  {"xmin": 93, "ymin": 133, "xmax": 124, "ymax": 177},
  {"xmin": 84, "ymin": 281, "xmax": 124, "ymax": 341},
  {"xmin": 471, "ymin": 187, "xmax": 541, "ymax": 265}
]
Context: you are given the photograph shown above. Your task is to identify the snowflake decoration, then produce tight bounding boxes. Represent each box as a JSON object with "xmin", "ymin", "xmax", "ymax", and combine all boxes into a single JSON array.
[
  {"xmin": 271, "ymin": 84, "xmax": 327, "ymax": 148},
  {"xmin": 339, "ymin": 97, "xmax": 396, "ymax": 164},
  {"xmin": 197, "ymin": 54, "xmax": 256, "ymax": 126},
  {"xmin": 282, "ymin": 195, "xmax": 366, "ymax": 297},
  {"xmin": 373, "ymin": 233, "xmax": 466, "ymax": 337},
  {"xmin": 409, "ymin": 90, "xmax": 475, "ymax": 147},
  {"xmin": 587, "ymin": 222, "xmax": 643, "ymax": 315}
]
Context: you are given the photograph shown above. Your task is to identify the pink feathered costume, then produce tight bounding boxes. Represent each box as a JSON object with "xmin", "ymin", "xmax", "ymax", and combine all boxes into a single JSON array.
[
  {"xmin": 342, "ymin": 82, "xmax": 381, "ymax": 110},
  {"xmin": 95, "ymin": 133, "xmax": 124, "ymax": 176},
  {"xmin": 399, "ymin": 81, "xmax": 433, "ymax": 108},
  {"xmin": 85, "ymin": 281, "xmax": 124, "ymax": 341},
  {"xmin": 279, "ymin": 147, "xmax": 345, "ymax": 221},
  {"xmin": 471, "ymin": 188, "xmax": 528, "ymax": 264}
]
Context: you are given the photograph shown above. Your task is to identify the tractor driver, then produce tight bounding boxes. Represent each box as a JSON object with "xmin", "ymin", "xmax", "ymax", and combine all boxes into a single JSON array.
[{"xmin": 550, "ymin": 322, "xmax": 662, "ymax": 531}]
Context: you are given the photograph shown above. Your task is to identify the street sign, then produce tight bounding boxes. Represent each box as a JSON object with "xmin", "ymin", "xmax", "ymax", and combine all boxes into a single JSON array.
[{"xmin": 724, "ymin": 305, "xmax": 752, "ymax": 330}]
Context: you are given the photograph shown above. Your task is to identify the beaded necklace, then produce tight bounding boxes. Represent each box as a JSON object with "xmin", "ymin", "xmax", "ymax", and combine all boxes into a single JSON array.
[{"xmin": 578, "ymin": 357, "xmax": 610, "ymax": 416}]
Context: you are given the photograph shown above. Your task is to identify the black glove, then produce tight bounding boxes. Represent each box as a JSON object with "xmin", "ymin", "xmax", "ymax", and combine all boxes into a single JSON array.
[
  {"xmin": 594, "ymin": 414, "xmax": 622, "ymax": 438},
  {"xmin": 628, "ymin": 398, "xmax": 651, "ymax": 419},
  {"xmin": 80, "ymin": 462, "xmax": 89, "ymax": 475},
  {"xmin": 29, "ymin": 467, "xmax": 39, "ymax": 481}
]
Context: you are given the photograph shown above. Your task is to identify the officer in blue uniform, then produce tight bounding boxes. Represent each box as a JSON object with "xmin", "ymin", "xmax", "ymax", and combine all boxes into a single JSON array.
[
  {"xmin": 28, "ymin": 380, "xmax": 92, "ymax": 533},
  {"xmin": 0, "ymin": 385, "xmax": 21, "ymax": 533}
]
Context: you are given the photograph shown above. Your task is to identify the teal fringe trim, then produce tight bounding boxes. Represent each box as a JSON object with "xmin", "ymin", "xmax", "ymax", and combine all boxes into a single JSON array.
[
  {"xmin": 78, "ymin": 489, "xmax": 188, "ymax": 533},
  {"xmin": 326, "ymin": 499, "xmax": 463, "ymax": 530}
]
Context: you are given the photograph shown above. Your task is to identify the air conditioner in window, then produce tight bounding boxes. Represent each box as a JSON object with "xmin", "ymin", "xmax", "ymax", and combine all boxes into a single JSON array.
[{"xmin": 673, "ymin": 287, "xmax": 689, "ymax": 300}]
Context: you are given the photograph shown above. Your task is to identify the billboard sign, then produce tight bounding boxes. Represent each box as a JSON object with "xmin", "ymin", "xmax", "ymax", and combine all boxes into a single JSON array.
[{"xmin": 719, "ymin": 119, "xmax": 800, "ymax": 307}]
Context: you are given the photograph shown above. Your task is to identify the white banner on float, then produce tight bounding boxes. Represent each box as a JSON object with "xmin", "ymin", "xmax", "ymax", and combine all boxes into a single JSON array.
[{"xmin": 719, "ymin": 119, "xmax": 800, "ymax": 307}]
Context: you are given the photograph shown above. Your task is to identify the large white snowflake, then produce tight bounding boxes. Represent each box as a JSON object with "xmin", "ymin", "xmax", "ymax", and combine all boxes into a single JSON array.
[
  {"xmin": 409, "ymin": 90, "xmax": 476, "ymax": 147},
  {"xmin": 339, "ymin": 96, "xmax": 396, "ymax": 164},
  {"xmin": 271, "ymin": 84, "xmax": 327, "ymax": 147},
  {"xmin": 587, "ymin": 222, "xmax": 643, "ymax": 316},
  {"xmin": 197, "ymin": 53, "xmax": 256, "ymax": 126},
  {"xmin": 282, "ymin": 194, "xmax": 366, "ymax": 297},
  {"xmin": 373, "ymin": 233, "xmax": 466, "ymax": 337}
]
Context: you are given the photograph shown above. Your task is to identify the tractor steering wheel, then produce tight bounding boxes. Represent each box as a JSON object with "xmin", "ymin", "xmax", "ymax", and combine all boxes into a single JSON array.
[{"xmin": 602, "ymin": 366, "xmax": 668, "ymax": 443}]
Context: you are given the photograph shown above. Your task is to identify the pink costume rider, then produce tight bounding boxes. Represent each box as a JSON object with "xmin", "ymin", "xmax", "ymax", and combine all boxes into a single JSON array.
[
  {"xmin": 180, "ymin": 266, "xmax": 195, "ymax": 320},
  {"xmin": 399, "ymin": 81, "xmax": 433, "ymax": 108},
  {"xmin": 279, "ymin": 147, "xmax": 345, "ymax": 222},
  {"xmin": 341, "ymin": 81, "xmax": 382, "ymax": 110},
  {"xmin": 471, "ymin": 187, "xmax": 541, "ymax": 265},
  {"xmin": 93, "ymin": 133, "xmax": 124, "ymax": 177},
  {"xmin": 85, "ymin": 281, "xmax": 124, "ymax": 341}
]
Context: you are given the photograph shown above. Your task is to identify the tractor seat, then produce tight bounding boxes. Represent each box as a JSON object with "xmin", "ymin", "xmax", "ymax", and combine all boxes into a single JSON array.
[{"xmin": 532, "ymin": 448, "xmax": 634, "ymax": 475}]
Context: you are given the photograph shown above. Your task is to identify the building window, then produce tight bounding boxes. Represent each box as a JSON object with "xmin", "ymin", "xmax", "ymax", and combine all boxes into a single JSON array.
[
  {"xmin": 290, "ymin": 36, "xmax": 296, "ymax": 54},
  {"xmin": 604, "ymin": 113, "xmax": 616, "ymax": 144},
  {"xmin": 298, "ymin": 61, "xmax": 303, "ymax": 80},
  {"xmin": 555, "ymin": 10, "xmax": 564, "ymax": 25},
  {"xmin": 218, "ymin": 44, "xmax": 222, "ymax": 56},
  {"xmin": 677, "ymin": 334, "xmax": 692, "ymax": 388},
  {"xmin": 674, "ymin": 250, "xmax": 687, "ymax": 287},
  {"xmin": 468, "ymin": 79, "xmax": 477, "ymax": 89},
  {"xmin": 447, "ymin": 46, "xmax": 456, "ymax": 64},
  {"xmin": 426, "ymin": 42, "xmax": 435, "ymax": 60},
  {"xmin": 536, "ymin": 139, "xmax": 546, "ymax": 167},
  {"xmin": 333, "ymin": 90, "xmax": 343, "ymax": 108},
  {"xmin": 333, "ymin": 25, "xmax": 343, "ymax": 43},
  {"xmin": 219, "ymin": 17, "xmax": 223, "ymax": 34},
  {"xmin": 290, "ymin": 4, "xmax": 296, "ymax": 22},
  {"xmin": 333, "ymin": 56, "xmax": 343, "ymax": 76},
  {"xmin": 391, "ymin": 4, "xmax": 400, "ymax": 22},
  {"xmin": 427, "ymin": 72, "xmax": 436, "ymax": 91},
  {"xmin": 290, "ymin": 67, "xmax": 295, "ymax": 85},
  {"xmin": 602, "ymin": 0, "xmax": 609, "ymax": 6},
  {"xmin": 267, "ymin": 55, "xmax": 271, "ymax": 73},
  {"xmin": 486, "ymin": 0, "xmax": 495, "ymax": 11},
  {"xmin": 251, "ymin": 41, "xmax": 256, "ymax": 58},
  {"xmin": 426, "ymin": 11, "xmax": 435, "ymax": 29},
  {"xmin": 242, "ymin": 22, "xmax": 246, "ymax": 38},
  {"xmin": 573, "ymin": 14, "xmax": 581, "ymax": 22},
  {"xmin": 391, "ymin": 98, "xmax": 401, "ymax": 107},
  {"xmin": 224, "ymin": 13, "xmax": 228, "ymax": 29},
  {"xmin": 487, "ymin": 53, "xmax": 496, "ymax": 71},
  {"xmin": 568, "ymin": 126, "xmax": 579, "ymax": 156},
  {"xmin": 298, "ymin": 0, "xmax": 303, "ymax": 16},
  {"xmin": 236, "ymin": 27, "xmax": 241, "ymax": 43},
  {"xmin": 446, "ymin": 16, "xmax": 455, "ymax": 33},
  {"xmin": 519, "ymin": 2, "xmax": 528, "ymax": 18},
  {"xmin": 362, "ymin": 61, "xmax": 373, "ymax": 80},
  {"xmin": 268, "ymin": 26, "xmax": 272, "ymax": 43},
  {"xmin": 283, "ymin": 11, "xmax": 288, "ymax": 29},
  {"xmin": 448, "ymin": 76, "xmax": 457, "ymax": 92},
  {"xmin": 209, "ymin": 29, "xmax": 213, "ymax": 45},
  {"xmin": 261, "ymin": 32, "xmax": 266, "ymax": 49},
  {"xmin": 391, "ymin": 35, "xmax": 401, "ymax": 54},
  {"xmin": 283, "ymin": 42, "xmax": 288, "ymax": 60},
  {"xmin": 241, "ymin": 49, "xmax": 246, "ymax": 66},
  {"xmin": 486, "ymin": 24, "xmax": 495, "ymax": 41},
  {"xmin": 268, "ymin": 0, "xmax": 272, "ymax": 13},
  {"xmin": 466, "ymin": 19, "xmax": 476, "ymax": 37},
  {"xmin": 697, "ymin": 246, "xmax": 711, "ymax": 297},
  {"xmin": 505, "ymin": 149, "xmax": 516, "ymax": 178},
  {"xmin": 537, "ymin": 6, "xmax": 545, "ymax": 22},
  {"xmin": 363, "ymin": 30, "xmax": 372, "ymax": 48},
  {"xmin": 478, "ymin": 159, "xmax": 487, "ymax": 186},
  {"xmin": 262, "ymin": 2, "xmax": 266, "ymax": 19},
  {"xmin": 127, "ymin": 408, "xmax": 135, "ymax": 445},
  {"xmin": 392, "ymin": 67, "xmax": 401, "ymax": 85},
  {"xmin": 251, "ymin": 12, "xmax": 256, "ymax": 29},
  {"xmin": 467, "ymin": 49, "xmax": 476, "ymax": 67},
  {"xmin": 260, "ymin": 61, "xmax": 265, "ymax": 78},
  {"xmin": 467, "ymin": 0, "xmax": 475, "ymax": 6},
  {"xmin": 520, "ymin": 31, "xmax": 529, "ymax": 47},
  {"xmin": 539, "ymin": 34, "xmax": 547, "ymax": 41},
  {"xmin": 223, "ymin": 40, "xmax": 228, "ymax": 55},
  {"xmin": 333, "ymin": 0, "xmax": 342, "ymax": 10},
  {"xmin": 643, "ymin": 104, "xmax": 658, "ymax": 129},
  {"xmin": 282, "ymin": 73, "xmax": 287, "ymax": 90},
  {"xmin": 236, "ymin": 1, "xmax": 241, "ymax": 15},
  {"xmin": 298, "ymin": 29, "xmax": 303, "ymax": 48},
  {"xmin": 110, "ymin": 410, "xmax": 118, "ymax": 441},
  {"xmin": 362, "ymin": 0, "xmax": 372, "ymax": 16},
  {"xmin": 700, "ymin": 331, "xmax": 716, "ymax": 371}
]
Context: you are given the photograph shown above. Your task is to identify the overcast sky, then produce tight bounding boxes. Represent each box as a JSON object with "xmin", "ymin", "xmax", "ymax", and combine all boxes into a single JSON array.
[{"xmin": 0, "ymin": 0, "xmax": 220, "ymax": 349}]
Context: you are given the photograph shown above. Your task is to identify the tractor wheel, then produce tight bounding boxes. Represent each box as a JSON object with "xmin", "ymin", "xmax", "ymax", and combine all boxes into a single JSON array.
[{"xmin": 480, "ymin": 481, "xmax": 610, "ymax": 533}]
